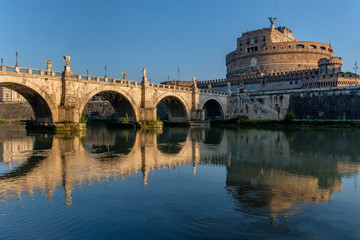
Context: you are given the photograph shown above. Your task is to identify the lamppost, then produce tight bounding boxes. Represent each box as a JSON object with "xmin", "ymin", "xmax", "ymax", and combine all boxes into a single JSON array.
[
  {"xmin": 354, "ymin": 61, "xmax": 358, "ymax": 86},
  {"xmin": 15, "ymin": 52, "xmax": 18, "ymax": 67},
  {"xmin": 1, "ymin": 58, "xmax": 3, "ymax": 66},
  {"xmin": 104, "ymin": 66, "xmax": 107, "ymax": 78},
  {"xmin": 87, "ymin": 69, "xmax": 89, "ymax": 76}
]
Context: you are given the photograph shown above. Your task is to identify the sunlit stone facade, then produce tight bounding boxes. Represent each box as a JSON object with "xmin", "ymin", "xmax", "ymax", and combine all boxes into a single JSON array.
[{"xmin": 226, "ymin": 24, "xmax": 336, "ymax": 77}]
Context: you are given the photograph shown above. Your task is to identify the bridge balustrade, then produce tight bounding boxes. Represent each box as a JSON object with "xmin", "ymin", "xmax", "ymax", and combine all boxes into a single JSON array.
[{"xmin": 6, "ymin": 67, "xmax": 15, "ymax": 72}]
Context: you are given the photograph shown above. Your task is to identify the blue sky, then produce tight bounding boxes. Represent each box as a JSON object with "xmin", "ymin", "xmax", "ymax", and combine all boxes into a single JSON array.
[{"xmin": 1, "ymin": 0, "xmax": 359, "ymax": 83}]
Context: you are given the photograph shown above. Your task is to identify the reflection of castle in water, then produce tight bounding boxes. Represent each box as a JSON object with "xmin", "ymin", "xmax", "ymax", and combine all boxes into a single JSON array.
[
  {"xmin": 224, "ymin": 130, "xmax": 360, "ymax": 217},
  {"xmin": 0, "ymin": 127, "xmax": 359, "ymax": 214}
]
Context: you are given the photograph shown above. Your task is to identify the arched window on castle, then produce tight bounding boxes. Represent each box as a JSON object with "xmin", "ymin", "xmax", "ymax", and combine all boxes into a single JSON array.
[
  {"xmin": 320, "ymin": 46, "xmax": 326, "ymax": 50},
  {"xmin": 309, "ymin": 45, "xmax": 317, "ymax": 49},
  {"xmin": 296, "ymin": 44, "xmax": 305, "ymax": 49}
]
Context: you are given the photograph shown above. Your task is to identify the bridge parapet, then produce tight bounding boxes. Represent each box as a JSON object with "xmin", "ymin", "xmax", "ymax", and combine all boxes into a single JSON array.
[
  {"xmin": 1, "ymin": 65, "xmax": 220, "ymax": 95},
  {"xmin": 0, "ymin": 65, "xmax": 63, "ymax": 77}
]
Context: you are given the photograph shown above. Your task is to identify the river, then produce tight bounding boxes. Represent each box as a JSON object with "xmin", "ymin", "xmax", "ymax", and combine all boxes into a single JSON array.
[{"xmin": 0, "ymin": 124, "xmax": 359, "ymax": 239}]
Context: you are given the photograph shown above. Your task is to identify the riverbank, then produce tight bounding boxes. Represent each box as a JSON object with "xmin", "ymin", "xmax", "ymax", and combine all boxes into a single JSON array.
[{"xmin": 211, "ymin": 118, "xmax": 360, "ymax": 129}]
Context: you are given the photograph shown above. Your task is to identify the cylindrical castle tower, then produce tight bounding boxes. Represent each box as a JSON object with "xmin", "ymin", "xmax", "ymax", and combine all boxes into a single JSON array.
[{"xmin": 226, "ymin": 24, "xmax": 337, "ymax": 77}]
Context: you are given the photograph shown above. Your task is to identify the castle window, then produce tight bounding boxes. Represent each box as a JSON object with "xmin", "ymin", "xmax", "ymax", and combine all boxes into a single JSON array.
[
  {"xmin": 263, "ymin": 36, "xmax": 266, "ymax": 41},
  {"xmin": 320, "ymin": 46, "xmax": 326, "ymax": 50},
  {"xmin": 239, "ymin": 46, "xmax": 242, "ymax": 51},
  {"xmin": 247, "ymin": 38, "xmax": 250, "ymax": 45},
  {"xmin": 239, "ymin": 40, "xmax": 242, "ymax": 46},
  {"xmin": 295, "ymin": 80, "xmax": 298, "ymax": 84},
  {"xmin": 247, "ymin": 47, "xmax": 250, "ymax": 53},
  {"xmin": 288, "ymin": 45, "xmax": 291, "ymax": 48},
  {"xmin": 296, "ymin": 44, "xmax": 305, "ymax": 49},
  {"xmin": 254, "ymin": 46, "xmax": 258, "ymax": 51},
  {"xmin": 273, "ymin": 46, "xmax": 276, "ymax": 49},
  {"xmin": 290, "ymin": 81, "xmax": 293, "ymax": 84},
  {"xmin": 255, "ymin": 37, "xmax": 258, "ymax": 43},
  {"xmin": 309, "ymin": 45, "xmax": 316, "ymax": 49}
]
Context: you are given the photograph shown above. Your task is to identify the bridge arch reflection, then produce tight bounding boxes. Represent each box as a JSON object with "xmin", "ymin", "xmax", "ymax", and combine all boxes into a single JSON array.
[{"xmin": 156, "ymin": 127, "xmax": 188, "ymax": 154}]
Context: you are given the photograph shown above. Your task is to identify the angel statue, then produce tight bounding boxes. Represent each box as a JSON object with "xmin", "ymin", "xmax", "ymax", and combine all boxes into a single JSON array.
[
  {"xmin": 64, "ymin": 54, "xmax": 71, "ymax": 66},
  {"xmin": 45, "ymin": 59, "xmax": 52, "ymax": 71},
  {"xmin": 142, "ymin": 68, "xmax": 147, "ymax": 82},
  {"xmin": 268, "ymin": 17, "xmax": 276, "ymax": 28},
  {"xmin": 192, "ymin": 76, "xmax": 197, "ymax": 88}
]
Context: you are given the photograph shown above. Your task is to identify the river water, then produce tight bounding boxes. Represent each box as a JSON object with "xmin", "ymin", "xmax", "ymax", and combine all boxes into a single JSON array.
[{"xmin": 0, "ymin": 124, "xmax": 359, "ymax": 239}]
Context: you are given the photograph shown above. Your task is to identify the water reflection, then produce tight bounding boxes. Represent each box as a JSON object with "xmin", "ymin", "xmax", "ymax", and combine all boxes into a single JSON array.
[{"xmin": 0, "ymin": 126, "xmax": 359, "ymax": 218}]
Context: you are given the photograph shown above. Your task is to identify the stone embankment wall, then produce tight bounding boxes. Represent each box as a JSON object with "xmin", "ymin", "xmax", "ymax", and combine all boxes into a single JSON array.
[
  {"xmin": 0, "ymin": 102, "xmax": 34, "ymax": 120},
  {"xmin": 229, "ymin": 87, "xmax": 360, "ymax": 120}
]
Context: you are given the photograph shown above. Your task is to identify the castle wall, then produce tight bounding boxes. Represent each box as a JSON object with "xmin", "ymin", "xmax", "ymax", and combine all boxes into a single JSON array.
[{"xmin": 228, "ymin": 87, "xmax": 360, "ymax": 120}]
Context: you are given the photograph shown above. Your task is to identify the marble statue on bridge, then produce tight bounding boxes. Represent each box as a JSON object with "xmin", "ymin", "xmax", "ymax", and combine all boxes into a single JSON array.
[
  {"xmin": 45, "ymin": 59, "xmax": 52, "ymax": 72},
  {"xmin": 64, "ymin": 55, "xmax": 71, "ymax": 66}
]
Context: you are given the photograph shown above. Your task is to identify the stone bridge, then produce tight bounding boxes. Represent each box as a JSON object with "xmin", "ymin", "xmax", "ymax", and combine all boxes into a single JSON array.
[{"xmin": 0, "ymin": 58, "xmax": 228, "ymax": 128}]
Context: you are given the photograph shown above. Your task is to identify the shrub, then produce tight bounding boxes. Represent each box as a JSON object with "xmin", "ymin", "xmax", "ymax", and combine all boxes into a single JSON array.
[
  {"xmin": 123, "ymin": 113, "xmax": 129, "ymax": 124},
  {"xmin": 79, "ymin": 113, "xmax": 87, "ymax": 123},
  {"xmin": 284, "ymin": 112, "xmax": 295, "ymax": 122}
]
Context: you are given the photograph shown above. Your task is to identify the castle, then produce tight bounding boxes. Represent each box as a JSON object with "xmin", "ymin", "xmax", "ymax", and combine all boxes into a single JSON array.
[{"xmin": 196, "ymin": 20, "xmax": 360, "ymax": 92}]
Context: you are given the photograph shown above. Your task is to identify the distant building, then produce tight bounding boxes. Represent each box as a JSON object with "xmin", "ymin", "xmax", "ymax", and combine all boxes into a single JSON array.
[{"xmin": 0, "ymin": 87, "xmax": 26, "ymax": 102}]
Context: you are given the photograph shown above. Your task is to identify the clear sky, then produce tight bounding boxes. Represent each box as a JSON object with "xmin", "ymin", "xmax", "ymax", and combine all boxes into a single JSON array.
[{"xmin": 1, "ymin": 0, "xmax": 359, "ymax": 83}]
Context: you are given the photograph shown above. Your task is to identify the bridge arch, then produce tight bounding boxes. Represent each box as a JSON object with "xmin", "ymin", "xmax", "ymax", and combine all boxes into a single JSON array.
[
  {"xmin": 200, "ymin": 97, "xmax": 225, "ymax": 120},
  {"xmin": 0, "ymin": 82, "xmax": 55, "ymax": 124},
  {"xmin": 154, "ymin": 93, "xmax": 190, "ymax": 122},
  {"xmin": 79, "ymin": 88, "xmax": 138, "ymax": 122}
]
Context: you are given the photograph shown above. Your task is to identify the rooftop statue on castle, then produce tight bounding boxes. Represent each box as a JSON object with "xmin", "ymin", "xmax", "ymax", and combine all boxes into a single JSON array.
[{"xmin": 268, "ymin": 17, "xmax": 276, "ymax": 28}]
